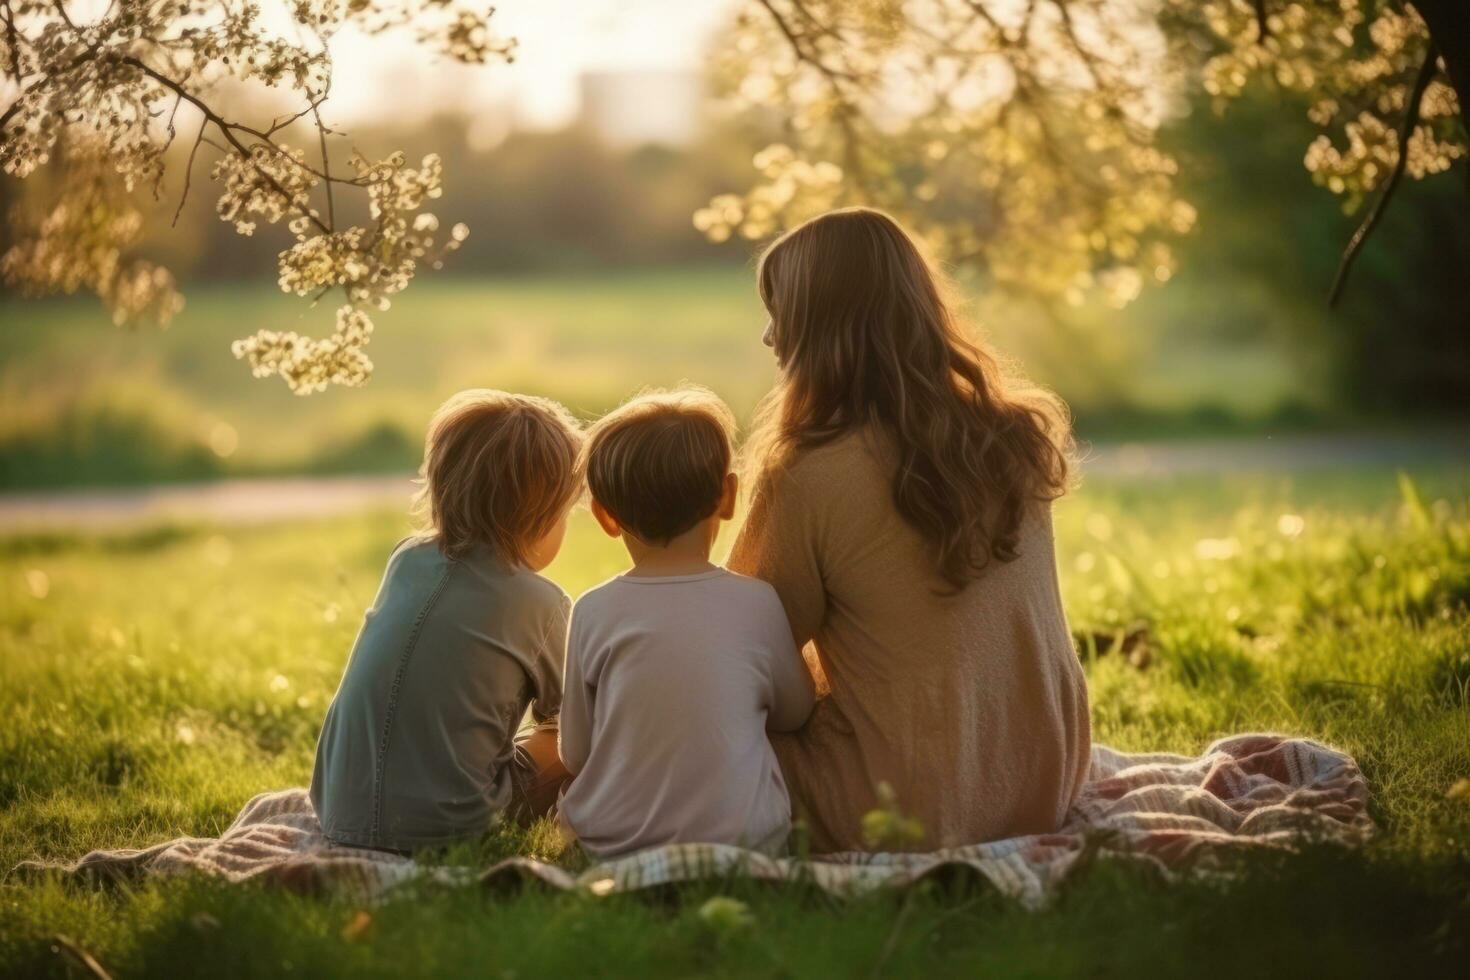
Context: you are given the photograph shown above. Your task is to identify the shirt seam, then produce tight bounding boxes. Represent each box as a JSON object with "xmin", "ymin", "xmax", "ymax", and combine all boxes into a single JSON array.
[
  {"xmin": 528, "ymin": 595, "xmax": 569, "ymax": 721},
  {"xmin": 615, "ymin": 570, "xmax": 729, "ymax": 585},
  {"xmin": 370, "ymin": 560, "xmax": 453, "ymax": 841}
]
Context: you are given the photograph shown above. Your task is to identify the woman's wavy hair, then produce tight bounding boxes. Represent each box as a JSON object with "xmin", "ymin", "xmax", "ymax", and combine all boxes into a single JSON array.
[{"xmin": 749, "ymin": 207, "xmax": 1073, "ymax": 590}]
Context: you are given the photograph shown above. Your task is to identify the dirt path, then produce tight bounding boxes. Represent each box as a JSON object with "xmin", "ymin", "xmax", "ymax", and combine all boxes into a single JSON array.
[{"xmin": 3, "ymin": 430, "xmax": 1466, "ymax": 530}]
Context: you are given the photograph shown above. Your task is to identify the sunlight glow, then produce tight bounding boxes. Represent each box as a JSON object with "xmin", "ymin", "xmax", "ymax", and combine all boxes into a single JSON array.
[{"xmin": 323, "ymin": 0, "xmax": 736, "ymax": 129}]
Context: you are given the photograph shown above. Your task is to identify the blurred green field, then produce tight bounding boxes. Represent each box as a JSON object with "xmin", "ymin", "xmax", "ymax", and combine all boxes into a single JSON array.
[
  {"xmin": 0, "ymin": 268, "xmax": 1306, "ymax": 489},
  {"xmin": 2, "ymin": 464, "xmax": 1468, "ymax": 977}
]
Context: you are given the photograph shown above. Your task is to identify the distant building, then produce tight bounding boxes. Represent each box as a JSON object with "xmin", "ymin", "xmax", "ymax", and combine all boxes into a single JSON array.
[{"xmin": 578, "ymin": 70, "xmax": 703, "ymax": 147}]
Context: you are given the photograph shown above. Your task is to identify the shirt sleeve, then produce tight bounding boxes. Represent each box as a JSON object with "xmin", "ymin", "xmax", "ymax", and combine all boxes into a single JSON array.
[
  {"xmin": 556, "ymin": 602, "xmax": 594, "ymax": 776},
  {"xmin": 528, "ymin": 592, "xmax": 571, "ymax": 724},
  {"xmin": 761, "ymin": 591, "xmax": 816, "ymax": 732},
  {"xmin": 727, "ymin": 467, "xmax": 827, "ymax": 649}
]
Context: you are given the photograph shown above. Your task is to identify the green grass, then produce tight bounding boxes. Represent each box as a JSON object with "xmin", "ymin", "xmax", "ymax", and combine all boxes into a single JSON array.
[
  {"xmin": 0, "ymin": 269, "xmax": 777, "ymax": 486},
  {"xmin": 0, "ymin": 268, "xmax": 1308, "ymax": 488},
  {"xmin": 2, "ymin": 464, "xmax": 1469, "ymax": 977}
]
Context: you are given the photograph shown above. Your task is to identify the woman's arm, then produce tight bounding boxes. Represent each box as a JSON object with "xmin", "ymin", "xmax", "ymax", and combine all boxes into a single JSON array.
[
  {"xmin": 765, "ymin": 606, "xmax": 817, "ymax": 732},
  {"xmin": 727, "ymin": 468, "xmax": 826, "ymax": 649}
]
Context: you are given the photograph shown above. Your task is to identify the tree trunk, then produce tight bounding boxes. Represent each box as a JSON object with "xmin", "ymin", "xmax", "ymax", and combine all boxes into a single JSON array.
[{"xmin": 1409, "ymin": 0, "xmax": 1470, "ymax": 141}]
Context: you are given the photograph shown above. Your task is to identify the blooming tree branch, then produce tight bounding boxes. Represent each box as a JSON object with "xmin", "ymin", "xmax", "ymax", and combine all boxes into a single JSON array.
[
  {"xmin": 0, "ymin": 0, "xmax": 513, "ymax": 393},
  {"xmin": 1185, "ymin": 1, "xmax": 1465, "ymax": 302},
  {"xmin": 699, "ymin": 0, "xmax": 1196, "ymax": 309},
  {"xmin": 1328, "ymin": 39, "xmax": 1440, "ymax": 307},
  {"xmin": 700, "ymin": 0, "xmax": 1466, "ymax": 308}
]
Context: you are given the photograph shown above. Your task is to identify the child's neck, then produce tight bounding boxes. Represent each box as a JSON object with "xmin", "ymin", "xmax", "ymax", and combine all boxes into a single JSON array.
[{"xmin": 623, "ymin": 520, "xmax": 719, "ymax": 578}]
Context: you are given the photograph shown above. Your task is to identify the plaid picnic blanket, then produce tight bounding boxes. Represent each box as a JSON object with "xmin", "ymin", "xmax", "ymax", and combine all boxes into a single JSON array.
[{"xmin": 15, "ymin": 734, "xmax": 1371, "ymax": 908}]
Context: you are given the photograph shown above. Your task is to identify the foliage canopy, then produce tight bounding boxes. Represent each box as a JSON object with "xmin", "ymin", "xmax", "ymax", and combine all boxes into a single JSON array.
[
  {"xmin": 697, "ymin": 0, "xmax": 1466, "ymax": 308},
  {"xmin": 1, "ymin": 1, "xmax": 1465, "ymax": 392}
]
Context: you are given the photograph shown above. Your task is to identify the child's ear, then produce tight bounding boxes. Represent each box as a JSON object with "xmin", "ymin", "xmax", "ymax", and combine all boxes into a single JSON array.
[
  {"xmin": 590, "ymin": 498, "xmax": 623, "ymax": 538},
  {"xmin": 717, "ymin": 472, "xmax": 738, "ymax": 521}
]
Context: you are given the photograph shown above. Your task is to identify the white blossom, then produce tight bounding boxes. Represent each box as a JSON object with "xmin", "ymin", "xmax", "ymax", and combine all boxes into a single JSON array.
[{"xmin": 0, "ymin": 0, "xmax": 510, "ymax": 391}]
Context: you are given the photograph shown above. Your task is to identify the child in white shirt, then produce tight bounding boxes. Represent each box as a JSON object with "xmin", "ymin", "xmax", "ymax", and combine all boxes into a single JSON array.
[{"xmin": 558, "ymin": 387, "xmax": 815, "ymax": 858}]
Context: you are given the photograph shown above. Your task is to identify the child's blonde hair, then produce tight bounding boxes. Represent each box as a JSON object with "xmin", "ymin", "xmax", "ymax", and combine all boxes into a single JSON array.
[
  {"xmin": 583, "ymin": 386, "xmax": 736, "ymax": 545},
  {"xmin": 414, "ymin": 390, "xmax": 583, "ymax": 564}
]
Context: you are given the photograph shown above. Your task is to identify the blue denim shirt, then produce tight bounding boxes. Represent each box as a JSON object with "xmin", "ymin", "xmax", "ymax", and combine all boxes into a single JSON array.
[{"xmin": 310, "ymin": 536, "xmax": 568, "ymax": 850}]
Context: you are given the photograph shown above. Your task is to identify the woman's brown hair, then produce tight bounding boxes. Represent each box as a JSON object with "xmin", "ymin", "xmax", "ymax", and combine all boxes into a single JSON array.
[
  {"xmin": 750, "ymin": 207, "xmax": 1072, "ymax": 590},
  {"xmin": 414, "ymin": 390, "xmax": 584, "ymax": 564}
]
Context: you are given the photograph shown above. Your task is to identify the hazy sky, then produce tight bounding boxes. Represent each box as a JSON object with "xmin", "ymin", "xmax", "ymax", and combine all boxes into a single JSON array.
[{"xmin": 324, "ymin": 0, "xmax": 736, "ymax": 129}]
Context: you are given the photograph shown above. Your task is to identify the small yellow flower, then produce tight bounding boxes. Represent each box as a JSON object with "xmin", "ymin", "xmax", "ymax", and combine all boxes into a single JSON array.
[
  {"xmin": 697, "ymin": 897, "xmax": 754, "ymax": 933},
  {"xmin": 862, "ymin": 782, "xmax": 926, "ymax": 849}
]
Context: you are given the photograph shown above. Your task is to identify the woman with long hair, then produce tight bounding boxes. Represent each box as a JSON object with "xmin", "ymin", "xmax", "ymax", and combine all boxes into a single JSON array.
[{"xmin": 728, "ymin": 207, "xmax": 1091, "ymax": 852}]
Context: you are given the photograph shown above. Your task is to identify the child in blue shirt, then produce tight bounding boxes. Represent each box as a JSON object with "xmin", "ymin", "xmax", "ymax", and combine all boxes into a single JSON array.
[{"xmin": 311, "ymin": 390, "xmax": 582, "ymax": 852}]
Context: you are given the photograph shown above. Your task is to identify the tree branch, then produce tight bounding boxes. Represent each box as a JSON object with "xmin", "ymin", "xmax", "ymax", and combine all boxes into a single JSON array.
[
  {"xmin": 313, "ymin": 102, "xmax": 335, "ymax": 231},
  {"xmin": 171, "ymin": 115, "xmax": 207, "ymax": 227},
  {"xmin": 1021, "ymin": 0, "xmax": 1040, "ymax": 40},
  {"xmin": 266, "ymin": 94, "xmax": 330, "ymax": 137},
  {"xmin": 1328, "ymin": 41, "xmax": 1439, "ymax": 307},
  {"xmin": 2, "ymin": 1, "xmax": 22, "ymax": 85},
  {"xmin": 160, "ymin": 91, "xmax": 182, "ymax": 147},
  {"xmin": 0, "ymin": 41, "xmax": 104, "ymax": 130},
  {"xmin": 755, "ymin": 0, "xmax": 857, "ymax": 82},
  {"xmin": 1053, "ymin": 0, "xmax": 1102, "ymax": 89},
  {"xmin": 51, "ymin": 1, "xmax": 76, "ymax": 31},
  {"xmin": 963, "ymin": 0, "xmax": 1005, "ymax": 37},
  {"xmin": 1408, "ymin": 1, "xmax": 1470, "ymax": 142},
  {"xmin": 1252, "ymin": 0, "xmax": 1271, "ymax": 42},
  {"xmin": 119, "ymin": 54, "xmax": 332, "ymax": 235},
  {"xmin": 754, "ymin": 0, "xmax": 866, "ymax": 187}
]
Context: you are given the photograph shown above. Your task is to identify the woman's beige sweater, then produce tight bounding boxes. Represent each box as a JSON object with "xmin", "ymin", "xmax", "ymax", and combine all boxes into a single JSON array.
[{"xmin": 727, "ymin": 430, "xmax": 1091, "ymax": 853}]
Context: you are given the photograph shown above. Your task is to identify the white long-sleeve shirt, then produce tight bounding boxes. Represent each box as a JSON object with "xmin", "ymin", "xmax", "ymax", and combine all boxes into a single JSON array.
[{"xmin": 558, "ymin": 567, "xmax": 816, "ymax": 858}]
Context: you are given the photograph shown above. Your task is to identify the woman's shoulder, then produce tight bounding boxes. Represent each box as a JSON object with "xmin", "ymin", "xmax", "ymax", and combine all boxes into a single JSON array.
[{"xmin": 766, "ymin": 428, "xmax": 892, "ymax": 497}]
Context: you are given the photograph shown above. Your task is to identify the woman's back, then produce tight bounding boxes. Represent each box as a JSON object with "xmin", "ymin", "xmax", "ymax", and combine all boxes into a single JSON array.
[{"xmin": 729, "ymin": 430, "xmax": 1091, "ymax": 852}]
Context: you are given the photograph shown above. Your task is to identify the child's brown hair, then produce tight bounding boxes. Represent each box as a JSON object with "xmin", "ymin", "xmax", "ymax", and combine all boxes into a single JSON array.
[
  {"xmin": 584, "ymin": 387, "xmax": 736, "ymax": 545},
  {"xmin": 415, "ymin": 390, "xmax": 583, "ymax": 563}
]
